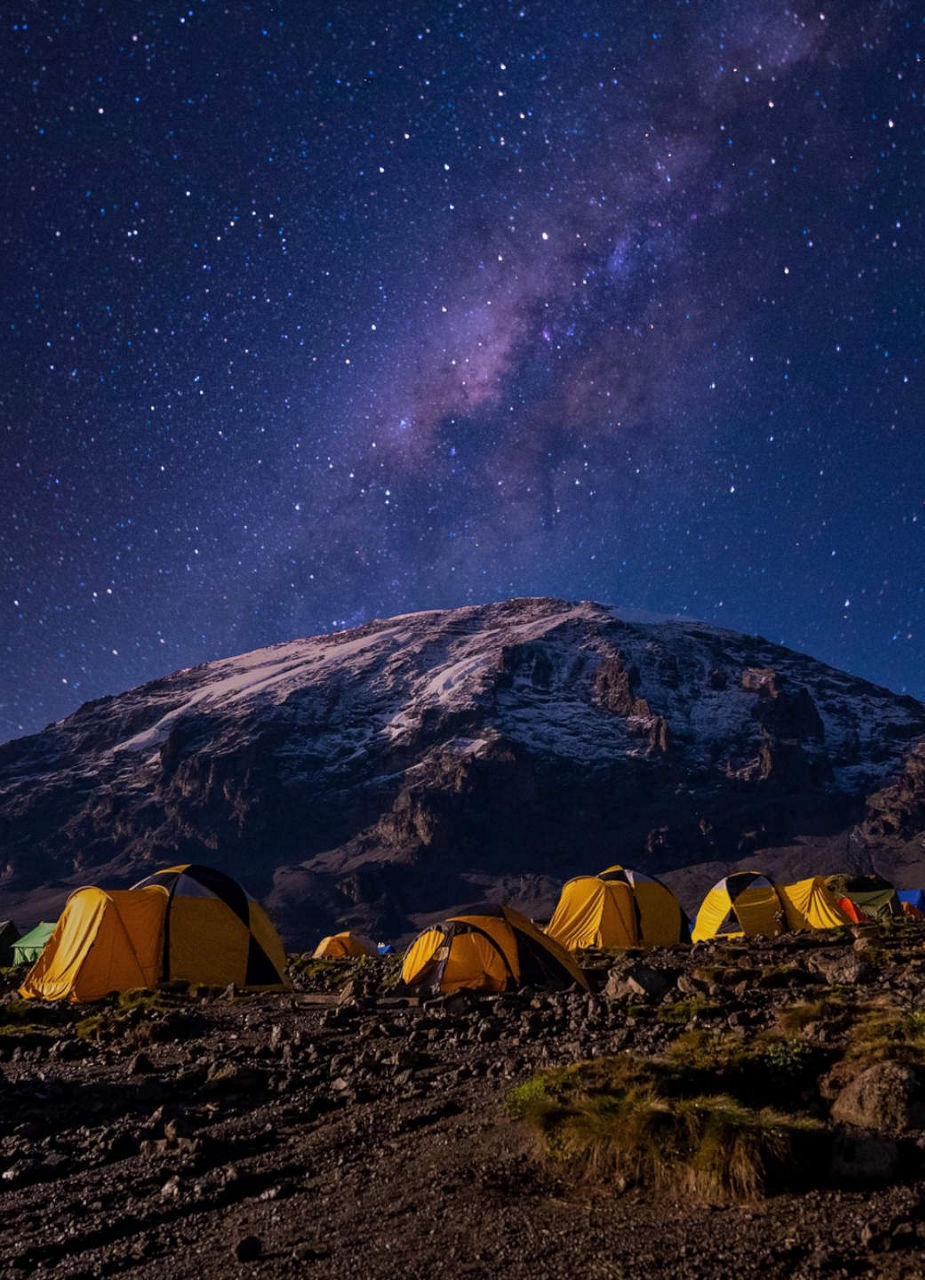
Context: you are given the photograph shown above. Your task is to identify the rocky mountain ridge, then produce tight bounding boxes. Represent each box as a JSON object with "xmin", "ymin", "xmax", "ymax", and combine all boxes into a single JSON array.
[{"xmin": 1, "ymin": 598, "xmax": 924, "ymax": 943}]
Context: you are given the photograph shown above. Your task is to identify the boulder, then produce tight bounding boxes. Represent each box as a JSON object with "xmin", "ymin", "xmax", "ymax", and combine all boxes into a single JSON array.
[
  {"xmin": 807, "ymin": 951, "xmax": 876, "ymax": 986},
  {"xmin": 831, "ymin": 1061, "xmax": 925, "ymax": 1133},
  {"xmin": 604, "ymin": 963, "xmax": 672, "ymax": 1002}
]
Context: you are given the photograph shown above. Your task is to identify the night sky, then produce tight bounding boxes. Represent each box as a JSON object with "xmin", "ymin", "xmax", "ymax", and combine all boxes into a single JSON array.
[{"xmin": 2, "ymin": 1, "xmax": 922, "ymax": 743}]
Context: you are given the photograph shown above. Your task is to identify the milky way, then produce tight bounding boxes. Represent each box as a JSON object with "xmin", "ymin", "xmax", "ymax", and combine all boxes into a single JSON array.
[{"xmin": 1, "ymin": 1, "xmax": 922, "ymax": 741}]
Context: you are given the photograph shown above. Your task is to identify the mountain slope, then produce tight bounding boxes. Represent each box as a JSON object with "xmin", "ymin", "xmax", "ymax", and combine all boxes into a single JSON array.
[{"xmin": 1, "ymin": 598, "xmax": 923, "ymax": 943}]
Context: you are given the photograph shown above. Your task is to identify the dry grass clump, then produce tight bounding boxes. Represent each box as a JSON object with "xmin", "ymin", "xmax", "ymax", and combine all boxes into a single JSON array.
[
  {"xmin": 0, "ymin": 995, "xmax": 71, "ymax": 1046},
  {"xmin": 76, "ymin": 988, "xmax": 183, "ymax": 1041},
  {"xmin": 287, "ymin": 952, "xmax": 402, "ymax": 991},
  {"xmin": 288, "ymin": 956, "xmax": 359, "ymax": 988},
  {"xmin": 775, "ymin": 990, "xmax": 854, "ymax": 1035},
  {"xmin": 655, "ymin": 996, "xmax": 723, "ymax": 1024},
  {"xmin": 841, "ymin": 1005, "xmax": 925, "ymax": 1069},
  {"xmin": 508, "ymin": 1052, "xmax": 823, "ymax": 1203},
  {"xmin": 664, "ymin": 1028, "xmax": 823, "ymax": 1103},
  {"xmin": 773, "ymin": 994, "xmax": 925, "ymax": 1071}
]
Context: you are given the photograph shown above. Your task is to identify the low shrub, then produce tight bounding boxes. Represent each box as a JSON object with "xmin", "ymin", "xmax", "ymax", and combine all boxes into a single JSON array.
[{"xmin": 758, "ymin": 1037, "xmax": 818, "ymax": 1084}]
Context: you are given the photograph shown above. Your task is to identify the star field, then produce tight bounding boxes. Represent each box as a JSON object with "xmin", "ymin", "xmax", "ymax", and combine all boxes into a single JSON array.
[{"xmin": 1, "ymin": 1, "xmax": 922, "ymax": 741}]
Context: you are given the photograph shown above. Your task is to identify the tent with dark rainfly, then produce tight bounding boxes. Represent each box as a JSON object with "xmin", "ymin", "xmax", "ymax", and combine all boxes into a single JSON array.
[
  {"xmin": 545, "ymin": 865, "xmax": 688, "ymax": 951},
  {"xmin": 0, "ymin": 922, "xmax": 20, "ymax": 967},
  {"xmin": 692, "ymin": 872, "xmax": 786, "ymax": 942},
  {"xmin": 402, "ymin": 903, "xmax": 588, "ymax": 995},
  {"xmin": 19, "ymin": 864, "xmax": 287, "ymax": 1002},
  {"xmin": 313, "ymin": 932, "xmax": 378, "ymax": 959},
  {"xmin": 825, "ymin": 875, "xmax": 901, "ymax": 924},
  {"xmin": 11, "ymin": 922, "xmax": 55, "ymax": 966}
]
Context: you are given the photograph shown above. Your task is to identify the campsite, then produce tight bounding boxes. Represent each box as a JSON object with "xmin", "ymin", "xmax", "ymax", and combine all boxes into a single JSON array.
[
  {"xmin": 1, "ymin": 863, "xmax": 924, "ymax": 1277},
  {"xmin": 2, "ymin": 0, "xmax": 923, "ymax": 1267}
]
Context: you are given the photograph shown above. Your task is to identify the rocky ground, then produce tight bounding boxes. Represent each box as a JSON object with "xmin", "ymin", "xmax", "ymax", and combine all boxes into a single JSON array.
[{"xmin": 1, "ymin": 924, "xmax": 924, "ymax": 1279}]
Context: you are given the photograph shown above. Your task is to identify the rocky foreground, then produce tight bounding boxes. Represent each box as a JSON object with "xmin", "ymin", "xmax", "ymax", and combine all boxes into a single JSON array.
[{"xmin": 1, "ymin": 923, "xmax": 924, "ymax": 1279}]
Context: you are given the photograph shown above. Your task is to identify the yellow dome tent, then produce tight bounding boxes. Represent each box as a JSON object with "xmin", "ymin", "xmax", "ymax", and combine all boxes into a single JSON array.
[
  {"xmin": 20, "ymin": 864, "xmax": 287, "ymax": 1002},
  {"xmin": 313, "ymin": 931, "xmax": 378, "ymax": 959},
  {"xmin": 691, "ymin": 871, "xmax": 785, "ymax": 942},
  {"xmin": 402, "ymin": 903, "xmax": 588, "ymax": 995},
  {"xmin": 546, "ymin": 865, "xmax": 688, "ymax": 950},
  {"xmin": 692, "ymin": 871, "xmax": 852, "ymax": 942},
  {"xmin": 777, "ymin": 876, "xmax": 852, "ymax": 931}
]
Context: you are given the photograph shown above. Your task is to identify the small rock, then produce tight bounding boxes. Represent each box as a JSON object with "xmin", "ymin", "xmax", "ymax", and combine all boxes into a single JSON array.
[
  {"xmin": 205, "ymin": 1063, "xmax": 268, "ymax": 1094},
  {"xmin": 441, "ymin": 989, "xmax": 475, "ymax": 1018},
  {"xmin": 631, "ymin": 965, "xmax": 674, "ymax": 998},
  {"xmin": 259, "ymin": 1179, "xmax": 294, "ymax": 1201},
  {"xmin": 164, "ymin": 1118, "xmax": 190, "ymax": 1145},
  {"xmin": 129, "ymin": 1051, "xmax": 154, "ymax": 1076},
  {"xmin": 476, "ymin": 1018, "xmax": 502, "ymax": 1044},
  {"xmin": 676, "ymin": 974, "xmax": 705, "ymax": 995},
  {"xmin": 852, "ymin": 932, "xmax": 878, "ymax": 951}
]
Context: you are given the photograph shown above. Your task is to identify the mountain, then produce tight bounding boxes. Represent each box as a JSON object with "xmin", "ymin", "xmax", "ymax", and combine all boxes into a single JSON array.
[{"xmin": 1, "ymin": 598, "xmax": 924, "ymax": 944}]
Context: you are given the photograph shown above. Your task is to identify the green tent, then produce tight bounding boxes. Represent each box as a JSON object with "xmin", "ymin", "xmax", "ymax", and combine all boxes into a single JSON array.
[
  {"xmin": 825, "ymin": 875, "xmax": 901, "ymax": 924},
  {"xmin": 11, "ymin": 922, "xmax": 56, "ymax": 966},
  {"xmin": 0, "ymin": 922, "xmax": 20, "ymax": 967}
]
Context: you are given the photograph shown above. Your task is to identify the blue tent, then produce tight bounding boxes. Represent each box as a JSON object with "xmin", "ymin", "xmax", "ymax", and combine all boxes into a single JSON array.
[{"xmin": 898, "ymin": 889, "xmax": 925, "ymax": 912}]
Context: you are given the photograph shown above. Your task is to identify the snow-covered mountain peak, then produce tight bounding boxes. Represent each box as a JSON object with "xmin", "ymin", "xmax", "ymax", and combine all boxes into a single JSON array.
[{"xmin": 1, "ymin": 598, "xmax": 923, "ymax": 942}]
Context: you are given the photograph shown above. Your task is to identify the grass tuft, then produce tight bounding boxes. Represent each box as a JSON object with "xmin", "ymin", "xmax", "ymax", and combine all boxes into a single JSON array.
[
  {"xmin": 774, "ymin": 991, "xmax": 853, "ymax": 1035},
  {"xmin": 76, "ymin": 988, "xmax": 183, "ymax": 1041},
  {"xmin": 656, "ymin": 997, "xmax": 722, "ymax": 1024},
  {"xmin": 509, "ymin": 1053, "xmax": 824, "ymax": 1203},
  {"xmin": 841, "ymin": 1005, "xmax": 925, "ymax": 1069}
]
